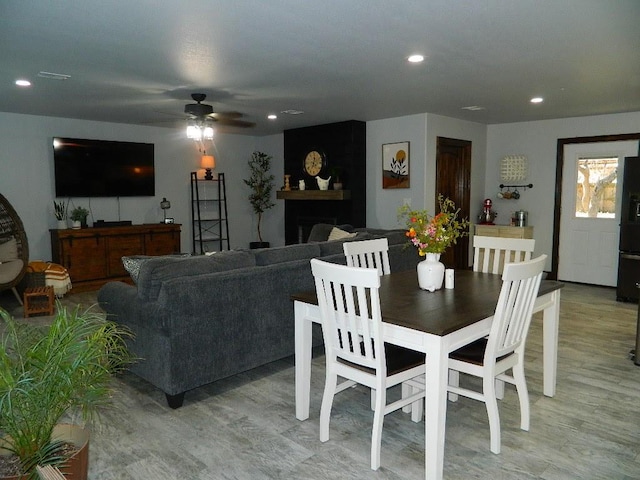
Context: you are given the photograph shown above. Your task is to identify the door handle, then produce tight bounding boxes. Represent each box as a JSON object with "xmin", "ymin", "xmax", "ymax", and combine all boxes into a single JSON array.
[{"xmin": 621, "ymin": 254, "xmax": 640, "ymax": 260}]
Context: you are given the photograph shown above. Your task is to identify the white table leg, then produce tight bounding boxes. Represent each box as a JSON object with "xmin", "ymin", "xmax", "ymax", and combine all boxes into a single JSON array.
[
  {"xmin": 424, "ymin": 335, "xmax": 448, "ymax": 480},
  {"xmin": 295, "ymin": 300, "xmax": 313, "ymax": 420},
  {"xmin": 542, "ymin": 289, "xmax": 560, "ymax": 397}
]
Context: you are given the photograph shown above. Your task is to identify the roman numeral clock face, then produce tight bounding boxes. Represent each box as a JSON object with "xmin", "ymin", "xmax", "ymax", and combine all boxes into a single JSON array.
[{"xmin": 303, "ymin": 150, "xmax": 326, "ymax": 176}]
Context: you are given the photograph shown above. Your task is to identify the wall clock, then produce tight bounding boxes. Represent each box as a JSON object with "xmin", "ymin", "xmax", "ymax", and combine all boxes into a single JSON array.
[{"xmin": 303, "ymin": 150, "xmax": 327, "ymax": 176}]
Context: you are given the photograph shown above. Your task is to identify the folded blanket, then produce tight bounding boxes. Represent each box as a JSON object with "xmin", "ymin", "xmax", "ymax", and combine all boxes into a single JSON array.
[{"xmin": 27, "ymin": 261, "xmax": 72, "ymax": 297}]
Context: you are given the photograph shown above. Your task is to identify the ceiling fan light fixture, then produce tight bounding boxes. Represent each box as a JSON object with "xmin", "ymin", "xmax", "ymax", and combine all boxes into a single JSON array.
[
  {"xmin": 203, "ymin": 125, "xmax": 214, "ymax": 140},
  {"xmin": 186, "ymin": 124, "xmax": 201, "ymax": 140}
]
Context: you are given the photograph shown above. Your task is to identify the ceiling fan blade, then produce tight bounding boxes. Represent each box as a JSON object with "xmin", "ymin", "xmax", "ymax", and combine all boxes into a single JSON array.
[
  {"xmin": 211, "ymin": 111, "xmax": 244, "ymax": 120},
  {"xmin": 215, "ymin": 118, "xmax": 256, "ymax": 128}
]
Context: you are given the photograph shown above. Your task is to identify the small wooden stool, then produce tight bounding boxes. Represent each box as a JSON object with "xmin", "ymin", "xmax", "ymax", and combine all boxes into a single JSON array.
[{"xmin": 23, "ymin": 285, "xmax": 55, "ymax": 317}]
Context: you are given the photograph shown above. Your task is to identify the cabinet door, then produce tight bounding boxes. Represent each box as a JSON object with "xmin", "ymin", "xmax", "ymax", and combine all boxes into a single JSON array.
[
  {"xmin": 107, "ymin": 235, "xmax": 143, "ymax": 277},
  {"xmin": 144, "ymin": 230, "xmax": 180, "ymax": 256},
  {"xmin": 59, "ymin": 236, "xmax": 107, "ymax": 282}
]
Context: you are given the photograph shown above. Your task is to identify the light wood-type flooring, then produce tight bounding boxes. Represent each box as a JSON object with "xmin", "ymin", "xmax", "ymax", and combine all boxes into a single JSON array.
[{"xmin": 3, "ymin": 283, "xmax": 640, "ymax": 479}]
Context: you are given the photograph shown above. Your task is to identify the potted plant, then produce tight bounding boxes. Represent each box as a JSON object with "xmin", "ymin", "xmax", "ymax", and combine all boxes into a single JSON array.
[
  {"xmin": 330, "ymin": 166, "xmax": 343, "ymax": 190},
  {"xmin": 243, "ymin": 151, "xmax": 275, "ymax": 249},
  {"xmin": 53, "ymin": 201, "xmax": 66, "ymax": 229},
  {"xmin": 0, "ymin": 305, "xmax": 133, "ymax": 479},
  {"xmin": 69, "ymin": 206, "xmax": 89, "ymax": 229}
]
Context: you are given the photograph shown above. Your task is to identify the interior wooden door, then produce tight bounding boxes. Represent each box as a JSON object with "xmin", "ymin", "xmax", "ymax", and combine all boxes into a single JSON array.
[{"xmin": 436, "ymin": 137, "xmax": 471, "ymax": 269}]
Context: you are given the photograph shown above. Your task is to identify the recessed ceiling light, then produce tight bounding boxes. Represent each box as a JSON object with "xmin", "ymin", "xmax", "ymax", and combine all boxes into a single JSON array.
[
  {"xmin": 530, "ymin": 97, "xmax": 544, "ymax": 104},
  {"xmin": 461, "ymin": 105, "xmax": 485, "ymax": 111},
  {"xmin": 267, "ymin": 114, "xmax": 277, "ymax": 120},
  {"xmin": 407, "ymin": 54, "xmax": 424, "ymax": 63},
  {"xmin": 281, "ymin": 109, "xmax": 304, "ymax": 115},
  {"xmin": 15, "ymin": 79, "xmax": 31, "ymax": 87}
]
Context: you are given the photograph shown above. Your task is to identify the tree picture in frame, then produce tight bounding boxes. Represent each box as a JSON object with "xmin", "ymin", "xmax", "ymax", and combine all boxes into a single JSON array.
[{"xmin": 382, "ymin": 141, "xmax": 409, "ymax": 189}]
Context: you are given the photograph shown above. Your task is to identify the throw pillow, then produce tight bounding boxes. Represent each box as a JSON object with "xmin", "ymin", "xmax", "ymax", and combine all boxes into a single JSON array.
[
  {"xmin": 122, "ymin": 255, "xmax": 151, "ymax": 284},
  {"xmin": 0, "ymin": 237, "xmax": 18, "ymax": 263},
  {"xmin": 327, "ymin": 227, "xmax": 357, "ymax": 241}
]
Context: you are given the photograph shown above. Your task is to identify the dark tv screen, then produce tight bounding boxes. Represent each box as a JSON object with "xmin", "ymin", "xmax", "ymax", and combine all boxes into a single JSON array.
[{"xmin": 53, "ymin": 137, "xmax": 155, "ymax": 197}]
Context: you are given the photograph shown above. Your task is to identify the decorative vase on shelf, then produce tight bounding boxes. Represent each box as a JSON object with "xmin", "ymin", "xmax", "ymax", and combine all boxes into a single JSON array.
[
  {"xmin": 417, "ymin": 253, "xmax": 445, "ymax": 292},
  {"xmin": 57, "ymin": 219, "xmax": 67, "ymax": 229}
]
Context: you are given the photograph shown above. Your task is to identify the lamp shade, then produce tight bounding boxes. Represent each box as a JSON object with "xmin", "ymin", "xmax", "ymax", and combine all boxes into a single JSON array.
[{"xmin": 201, "ymin": 155, "xmax": 216, "ymax": 169}]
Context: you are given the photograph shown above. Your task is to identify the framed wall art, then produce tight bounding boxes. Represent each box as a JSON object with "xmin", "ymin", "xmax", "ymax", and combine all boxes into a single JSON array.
[{"xmin": 382, "ymin": 141, "xmax": 409, "ymax": 189}]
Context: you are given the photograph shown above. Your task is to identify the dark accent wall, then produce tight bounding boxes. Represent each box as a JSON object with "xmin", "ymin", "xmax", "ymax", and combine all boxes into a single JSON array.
[{"xmin": 282, "ymin": 120, "xmax": 366, "ymax": 244}]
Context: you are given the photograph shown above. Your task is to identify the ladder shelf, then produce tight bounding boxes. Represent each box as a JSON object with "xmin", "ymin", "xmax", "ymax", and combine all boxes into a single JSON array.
[{"xmin": 190, "ymin": 172, "xmax": 230, "ymax": 254}]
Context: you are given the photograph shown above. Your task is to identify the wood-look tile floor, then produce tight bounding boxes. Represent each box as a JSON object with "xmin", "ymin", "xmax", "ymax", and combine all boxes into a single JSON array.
[{"xmin": 5, "ymin": 284, "xmax": 640, "ymax": 479}]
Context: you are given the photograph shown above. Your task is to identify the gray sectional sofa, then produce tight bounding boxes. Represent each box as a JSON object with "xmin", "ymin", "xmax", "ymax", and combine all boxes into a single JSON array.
[{"xmin": 97, "ymin": 225, "xmax": 420, "ymax": 408}]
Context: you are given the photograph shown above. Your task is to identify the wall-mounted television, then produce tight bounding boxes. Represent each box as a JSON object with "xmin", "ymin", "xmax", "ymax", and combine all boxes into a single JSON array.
[{"xmin": 53, "ymin": 137, "xmax": 155, "ymax": 197}]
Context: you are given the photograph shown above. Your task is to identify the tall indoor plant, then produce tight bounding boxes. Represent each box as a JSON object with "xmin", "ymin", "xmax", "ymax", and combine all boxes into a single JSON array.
[
  {"xmin": 0, "ymin": 305, "xmax": 133, "ymax": 479},
  {"xmin": 243, "ymin": 151, "xmax": 275, "ymax": 248}
]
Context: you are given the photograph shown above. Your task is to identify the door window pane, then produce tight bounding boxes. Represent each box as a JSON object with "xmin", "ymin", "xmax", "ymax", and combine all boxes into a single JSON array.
[{"xmin": 575, "ymin": 156, "xmax": 617, "ymax": 218}]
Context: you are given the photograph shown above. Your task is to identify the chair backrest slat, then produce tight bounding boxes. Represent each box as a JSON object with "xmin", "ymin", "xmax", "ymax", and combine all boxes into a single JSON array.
[
  {"xmin": 311, "ymin": 258, "xmax": 383, "ymax": 371},
  {"xmin": 343, "ymin": 238, "xmax": 391, "ymax": 276},
  {"xmin": 486, "ymin": 254, "xmax": 546, "ymax": 362},
  {"xmin": 473, "ymin": 236, "xmax": 535, "ymax": 275}
]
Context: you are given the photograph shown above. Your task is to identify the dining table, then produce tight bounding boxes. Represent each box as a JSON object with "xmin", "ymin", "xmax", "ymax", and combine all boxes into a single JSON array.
[{"xmin": 292, "ymin": 268, "xmax": 564, "ymax": 480}]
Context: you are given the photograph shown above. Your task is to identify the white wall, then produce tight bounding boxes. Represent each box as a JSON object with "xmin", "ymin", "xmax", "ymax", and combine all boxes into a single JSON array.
[
  {"xmin": 5, "ymin": 108, "xmax": 638, "ymax": 266},
  {"xmin": 0, "ymin": 112, "xmax": 285, "ymax": 261},
  {"xmin": 366, "ymin": 114, "xmax": 427, "ymax": 229},
  {"xmin": 486, "ymin": 111, "xmax": 640, "ymax": 270}
]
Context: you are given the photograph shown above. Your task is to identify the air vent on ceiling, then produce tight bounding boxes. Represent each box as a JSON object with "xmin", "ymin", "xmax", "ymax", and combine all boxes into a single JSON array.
[
  {"xmin": 280, "ymin": 109, "xmax": 305, "ymax": 115},
  {"xmin": 37, "ymin": 71, "xmax": 71, "ymax": 80}
]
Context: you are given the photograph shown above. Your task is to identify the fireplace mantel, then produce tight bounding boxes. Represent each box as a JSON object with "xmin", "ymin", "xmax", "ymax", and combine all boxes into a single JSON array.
[{"xmin": 276, "ymin": 190, "xmax": 351, "ymax": 201}]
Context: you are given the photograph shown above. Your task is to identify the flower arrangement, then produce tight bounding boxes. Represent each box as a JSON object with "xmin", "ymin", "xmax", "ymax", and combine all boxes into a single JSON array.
[{"xmin": 397, "ymin": 195, "xmax": 470, "ymax": 256}]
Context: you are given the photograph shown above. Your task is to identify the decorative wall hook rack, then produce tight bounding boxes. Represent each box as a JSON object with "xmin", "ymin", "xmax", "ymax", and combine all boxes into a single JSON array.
[{"xmin": 499, "ymin": 183, "xmax": 533, "ymax": 190}]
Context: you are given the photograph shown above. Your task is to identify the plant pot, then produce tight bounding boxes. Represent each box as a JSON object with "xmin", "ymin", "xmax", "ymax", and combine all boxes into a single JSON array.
[
  {"xmin": 71, "ymin": 220, "xmax": 81, "ymax": 229},
  {"xmin": 0, "ymin": 424, "xmax": 89, "ymax": 480},
  {"xmin": 57, "ymin": 219, "xmax": 67, "ymax": 229},
  {"xmin": 249, "ymin": 241, "xmax": 270, "ymax": 249}
]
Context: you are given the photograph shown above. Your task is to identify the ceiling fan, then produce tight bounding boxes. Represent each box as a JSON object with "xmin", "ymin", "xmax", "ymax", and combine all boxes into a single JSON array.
[{"xmin": 184, "ymin": 93, "xmax": 256, "ymax": 129}]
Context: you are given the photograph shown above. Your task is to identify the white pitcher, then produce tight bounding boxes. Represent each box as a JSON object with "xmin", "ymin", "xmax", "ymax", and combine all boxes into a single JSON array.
[
  {"xmin": 316, "ymin": 176, "xmax": 331, "ymax": 190},
  {"xmin": 298, "ymin": 179, "xmax": 305, "ymax": 190}
]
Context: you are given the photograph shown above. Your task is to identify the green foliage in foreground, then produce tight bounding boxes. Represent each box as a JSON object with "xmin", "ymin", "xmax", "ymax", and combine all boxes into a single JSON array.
[{"xmin": 0, "ymin": 304, "xmax": 134, "ymax": 478}]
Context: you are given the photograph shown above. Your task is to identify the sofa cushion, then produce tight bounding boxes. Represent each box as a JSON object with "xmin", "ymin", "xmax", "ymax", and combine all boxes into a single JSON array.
[
  {"xmin": 307, "ymin": 223, "xmax": 354, "ymax": 242},
  {"xmin": 0, "ymin": 237, "xmax": 18, "ymax": 262},
  {"xmin": 0, "ymin": 259, "xmax": 23, "ymax": 282},
  {"xmin": 253, "ymin": 242, "xmax": 321, "ymax": 266},
  {"xmin": 137, "ymin": 250, "xmax": 257, "ymax": 300},
  {"xmin": 327, "ymin": 226, "xmax": 357, "ymax": 241},
  {"xmin": 122, "ymin": 254, "xmax": 190, "ymax": 284},
  {"xmin": 317, "ymin": 231, "xmax": 374, "ymax": 256}
]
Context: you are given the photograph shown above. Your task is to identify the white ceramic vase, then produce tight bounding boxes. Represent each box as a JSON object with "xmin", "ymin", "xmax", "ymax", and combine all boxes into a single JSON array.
[
  {"xmin": 417, "ymin": 253, "xmax": 445, "ymax": 292},
  {"xmin": 57, "ymin": 219, "xmax": 67, "ymax": 229}
]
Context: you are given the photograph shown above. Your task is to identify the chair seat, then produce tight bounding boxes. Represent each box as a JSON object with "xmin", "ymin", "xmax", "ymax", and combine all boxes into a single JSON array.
[
  {"xmin": 340, "ymin": 343, "xmax": 425, "ymax": 375},
  {"xmin": 450, "ymin": 338, "xmax": 510, "ymax": 366}
]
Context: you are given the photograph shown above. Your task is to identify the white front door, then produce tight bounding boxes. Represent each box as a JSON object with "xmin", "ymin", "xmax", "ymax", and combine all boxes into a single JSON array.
[{"xmin": 558, "ymin": 140, "xmax": 638, "ymax": 286}]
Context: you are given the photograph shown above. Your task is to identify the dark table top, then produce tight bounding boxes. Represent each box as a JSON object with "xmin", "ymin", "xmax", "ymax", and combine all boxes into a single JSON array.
[{"xmin": 291, "ymin": 269, "xmax": 564, "ymax": 337}]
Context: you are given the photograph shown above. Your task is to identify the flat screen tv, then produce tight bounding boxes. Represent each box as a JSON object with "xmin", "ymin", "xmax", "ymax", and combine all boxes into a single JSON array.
[{"xmin": 53, "ymin": 137, "xmax": 155, "ymax": 197}]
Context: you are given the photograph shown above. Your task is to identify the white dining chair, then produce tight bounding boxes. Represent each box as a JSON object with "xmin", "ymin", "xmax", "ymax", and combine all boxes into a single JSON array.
[
  {"xmin": 473, "ymin": 236, "xmax": 535, "ymax": 274},
  {"xmin": 472, "ymin": 236, "xmax": 537, "ymax": 399},
  {"xmin": 447, "ymin": 254, "xmax": 546, "ymax": 454},
  {"xmin": 310, "ymin": 258, "xmax": 426, "ymax": 470},
  {"xmin": 343, "ymin": 237, "xmax": 391, "ymax": 276}
]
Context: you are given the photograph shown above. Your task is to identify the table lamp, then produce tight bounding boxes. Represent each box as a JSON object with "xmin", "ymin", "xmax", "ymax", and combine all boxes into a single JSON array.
[
  {"xmin": 160, "ymin": 197, "xmax": 171, "ymax": 223},
  {"xmin": 201, "ymin": 154, "xmax": 216, "ymax": 180}
]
